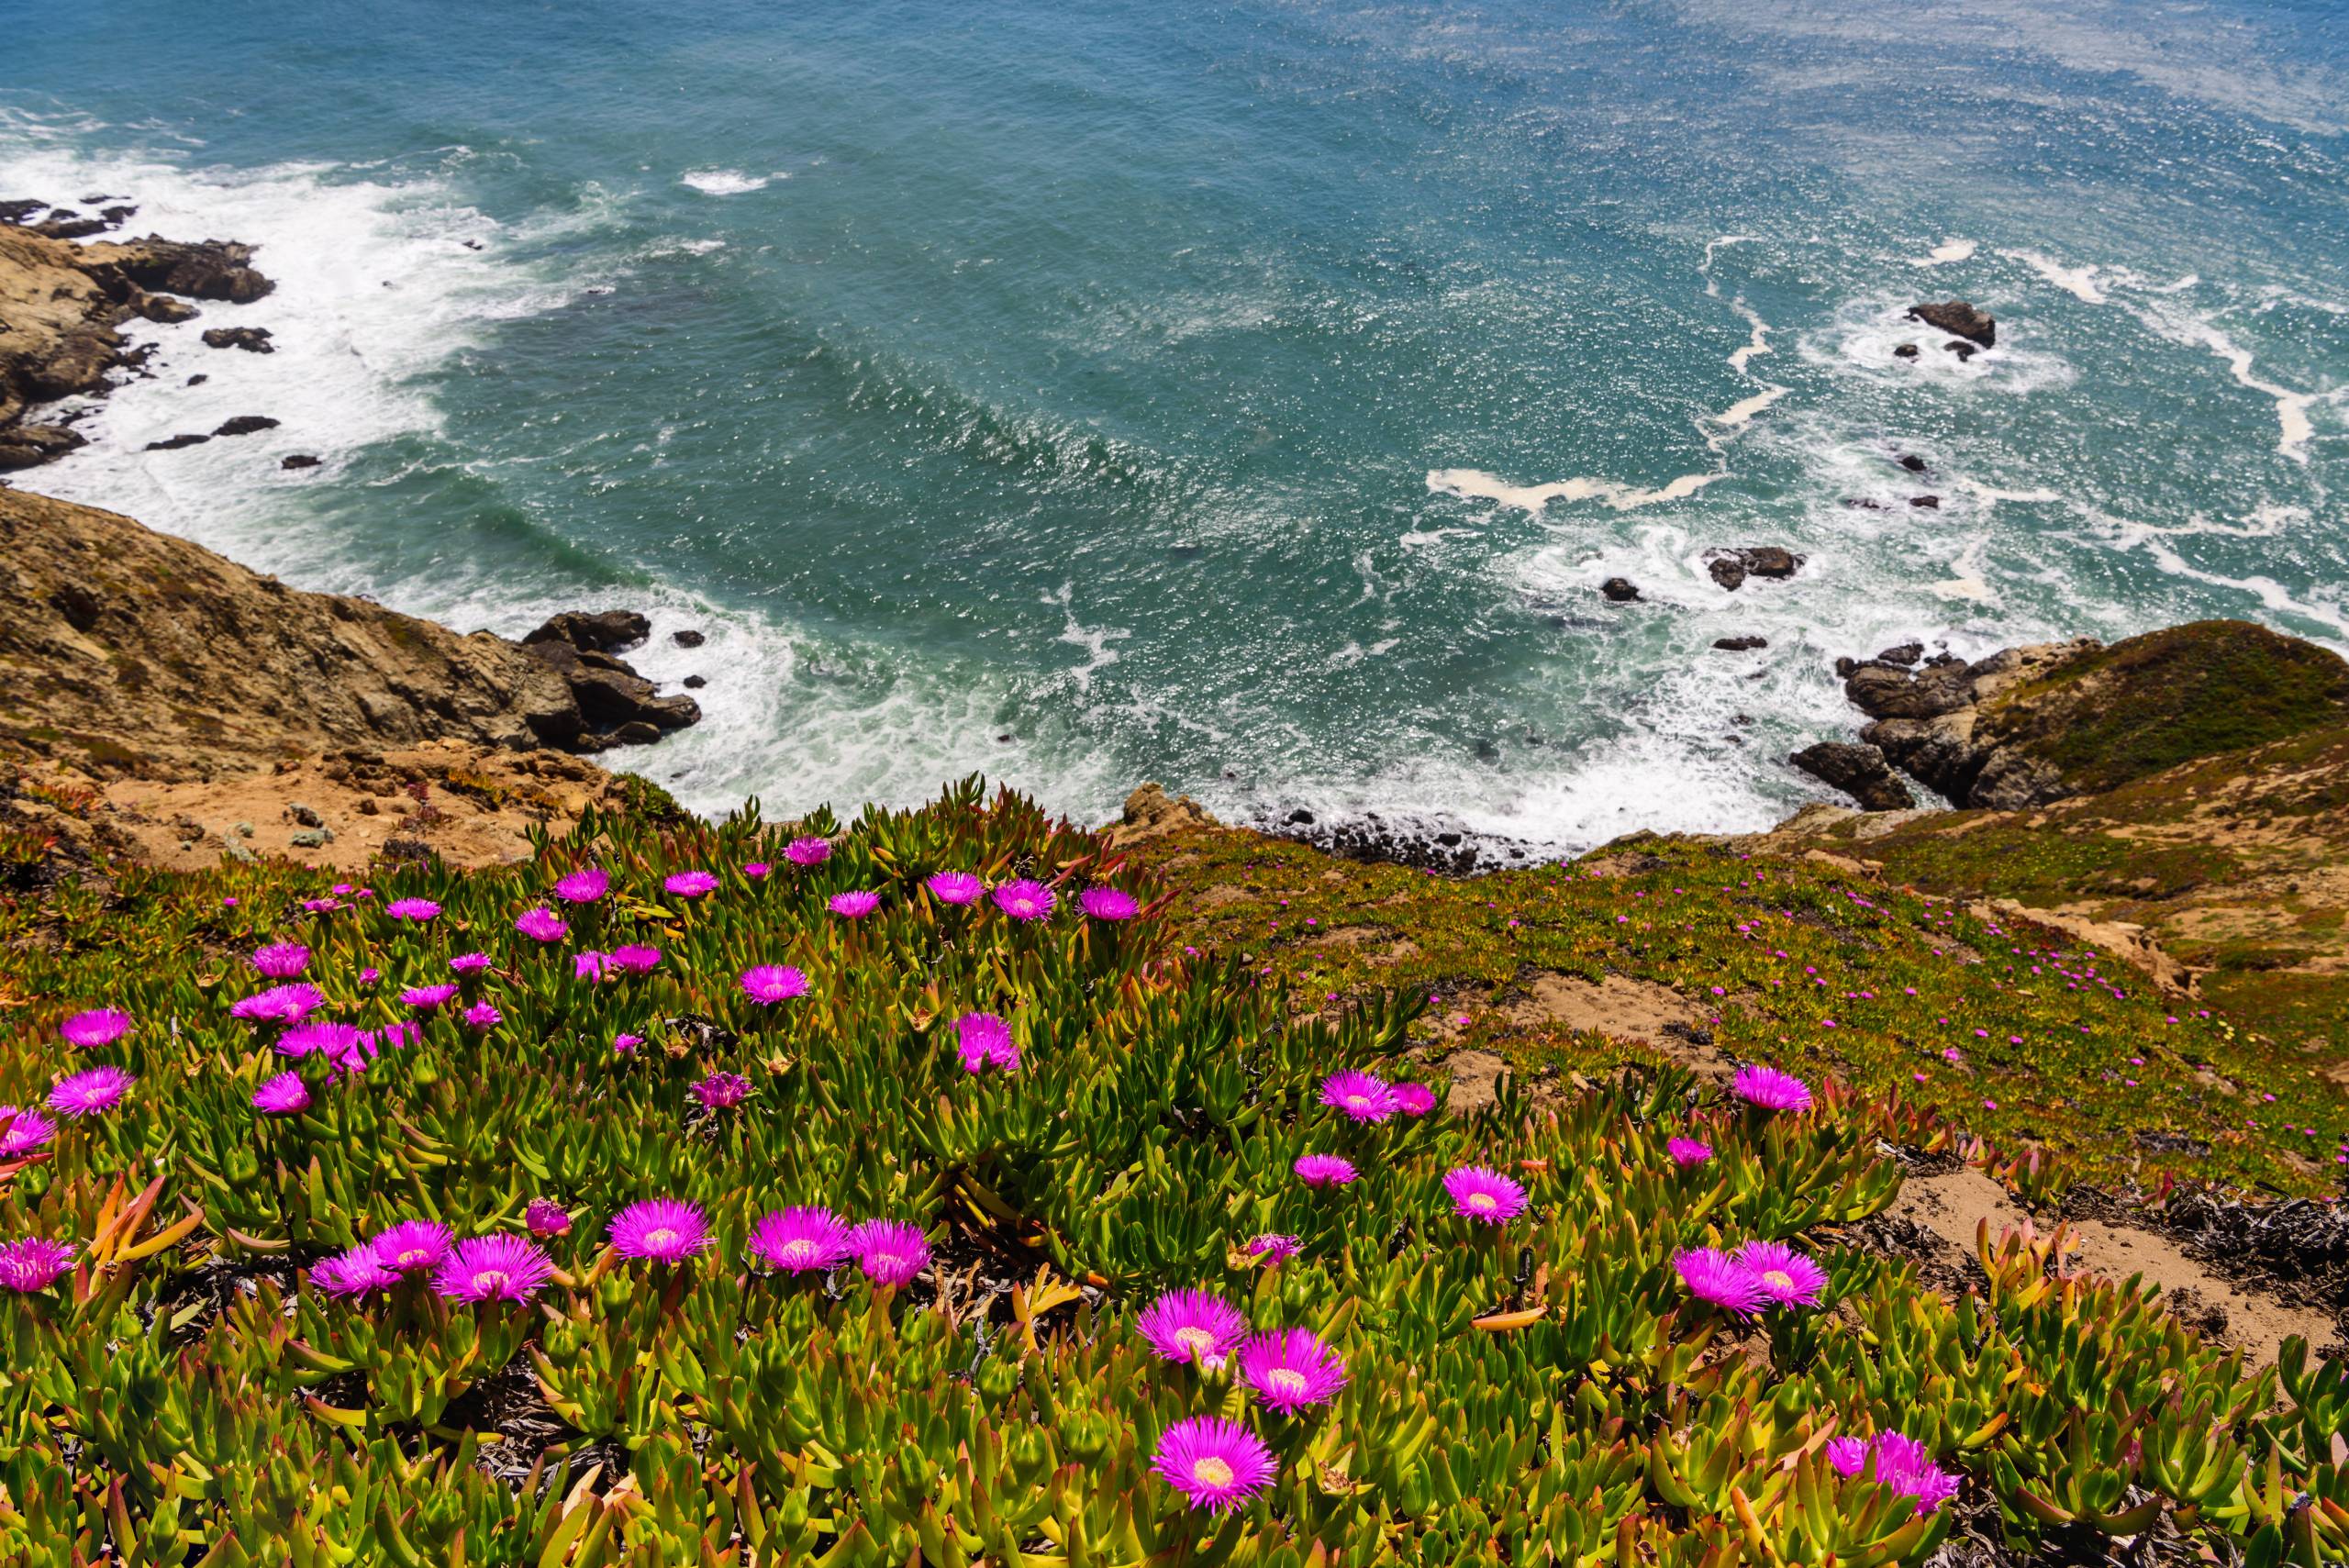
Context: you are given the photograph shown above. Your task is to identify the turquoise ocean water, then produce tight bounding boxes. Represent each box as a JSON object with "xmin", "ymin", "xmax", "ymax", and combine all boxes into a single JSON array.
[{"xmin": 6, "ymin": 0, "xmax": 2345, "ymax": 847}]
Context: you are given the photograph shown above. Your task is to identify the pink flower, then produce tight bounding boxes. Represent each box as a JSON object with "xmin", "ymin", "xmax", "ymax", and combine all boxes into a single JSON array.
[
  {"xmin": 449, "ymin": 951, "xmax": 492, "ymax": 974},
  {"xmin": 462, "ymin": 1001, "xmax": 501, "ymax": 1031},
  {"xmin": 742, "ymin": 861, "xmax": 773, "ymax": 880},
  {"xmin": 1137, "ymin": 1288, "xmax": 1249, "ymax": 1365},
  {"xmin": 47, "ymin": 1066, "xmax": 133, "ymax": 1118},
  {"xmin": 232, "ymin": 984, "xmax": 324, "ymax": 1025},
  {"xmin": 829, "ymin": 890, "xmax": 881, "ymax": 918},
  {"xmin": 993, "ymin": 880, "xmax": 1055, "ymax": 920},
  {"xmin": 748, "ymin": 1207, "xmax": 854, "ymax": 1273},
  {"xmin": 849, "ymin": 1219, "xmax": 930, "ymax": 1285},
  {"xmin": 613, "ymin": 1032, "xmax": 643, "ymax": 1054},
  {"xmin": 525, "ymin": 1199, "xmax": 572, "ymax": 1239},
  {"xmin": 574, "ymin": 951, "xmax": 611, "ymax": 982},
  {"xmin": 664, "ymin": 871, "xmax": 718, "ymax": 899},
  {"xmin": 1079, "ymin": 886, "xmax": 1139, "ymax": 920},
  {"xmin": 1238, "ymin": 1328, "xmax": 1348, "ymax": 1413},
  {"xmin": 553, "ymin": 867, "xmax": 609, "ymax": 904},
  {"xmin": 1319, "ymin": 1070, "xmax": 1398, "ymax": 1123},
  {"xmin": 1733, "ymin": 1240, "xmax": 1827, "ymax": 1307},
  {"xmin": 1666, "ymin": 1137, "xmax": 1714, "ymax": 1169},
  {"xmin": 277, "ymin": 1020, "xmax": 365, "ymax": 1061},
  {"xmin": 609, "ymin": 944, "xmax": 662, "ymax": 975},
  {"xmin": 0, "ymin": 1238, "xmax": 78, "ymax": 1293},
  {"xmin": 253, "ymin": 1071, "xmax": 311, "ymax": 1116},
  {"xmin": 60, "ymin": 1008, "xmax": 133, "ymax": 1050},
  {"xmin": 1442, "ymin": 1165, "xmax": 1529, "ymax": 1225},
  {"xmin": 1732, "ymin": 1064, "xmax": 1813, "ymax": 1113},
  {"xmin": 956, "ymin": 1012, "xmax": 1020, "ymax": 1073},
  {"xmin": 1392, "ymin": 1082, "xmax": 1436, "ymax": 1117},
  {"xmin": 1243, "ymin": 1233, "xmax": 1301, "ymax": 1264},
  {"xmin": 1674, "ymin": 1247, "xmax": 1766, "ymax": 1316},
  {"xmin": 1293, "ymin": 1153, "xmax": 1358, "ymax": 1188},
  {"xmin": 740, "ymin": 964, "xmax": 808, "ymax": 1005},
  {"xmin": 1826, "ymin": 1432, "xmax": 1960, "ymax": 1517},
  {"xmin": 1152, "ymin": 1417, "xmax": 1275, "ymax": 1514},
  {"xmin": 385, "ymin": 898, "xmax": 440, "ymax": 922},
  {"xmin": 402, "ymin": 982, "xmax": 460, "ymax": 1010},
  {"xmin": 515, "ymin": 906, "xmax": 569, "ymax": 942},
  {"xmin": 373, "ymin": 1220, "xmax": 455, "ymax": 1277},
  {"xmin": 433, "ymin": 1235, "xmax": 555, "ymax": 1303},
  {"xmin": 311, "ymin": 1241, "xmax": 396, "ymax": 1298},
  {"xmin": 926, "ymin": 871, "xmax": 982, "ymax": 904},
  {"xmin": 250, "ymin": 943, "xmax": 311, "ymax": 978},
  {"xmin": 609, "ymin": 1199, "xmax": 712, "ymax": 1263},
  {"xmin": 693, "ymin": 1071, "xmax": 751, "ymax": 1109},
  {"xmin": 784, "ymin": 837, "xmax": 831, "ymax": 868},
  {"xmin": 0, "ymin": 1106, "xmax": 56, "ymax": 1158}
]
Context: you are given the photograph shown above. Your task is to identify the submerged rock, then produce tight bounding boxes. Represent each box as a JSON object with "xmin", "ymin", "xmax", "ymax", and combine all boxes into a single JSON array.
[
  {"xmin": 1714, "ymin": 635, "xmax": 1768, "ymax": 651},
  {"xmin": 1599, "ymin": 577, "xmax": 1641, "ymax": 603},
  {"xmin": 211, "ymin": 415, "xmax": 279, "ymax": 438},
  {"xmin": 1707, "ymin": 547, "xmax": 1804, "ymax": 592},
  {"xmin": 201, "ymin": 326, "xmax": 273, "ymax": 353},
  {"xmin": 1907, "ymin": 299, "xmax": 1996, "ymax": 348}
]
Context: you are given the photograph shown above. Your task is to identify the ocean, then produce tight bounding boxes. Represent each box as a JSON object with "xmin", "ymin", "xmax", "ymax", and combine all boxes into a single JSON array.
[{"xmin": 6, "ymin": 0, "xmax": 2344, "ymax": 849}]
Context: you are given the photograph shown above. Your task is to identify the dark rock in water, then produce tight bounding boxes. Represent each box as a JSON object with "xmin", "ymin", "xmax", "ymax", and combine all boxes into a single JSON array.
[
  {"xmin": 1892, "ymin": 342, "xmax": 1920, "ymax": 360},
  {"xmin": 682, "ymin": 673, "xmax": 707, "ymax": 689},
  {"xmin": 1599, "ymin": 577, "xmax": 1641, "ymax": 603},
  {"xmin": 1846, "ymin": 661, "xmax": 1975, "ymax": 721},
  {"xmin": 1286, "ymin": 808, "xmax": 1316, "ymax": 825},
  {"xmin": 100, "ymin": 205, "xmax": 136, "ymax": 224},
  {"xmin": 607, "ymin": 720, "xmax": 663, "ymax": 747},
  {"xmin": 0, "ymin": 199, "xmax": 44, "ymax": 225},
  {"xmin": 33, "ymin": 216, "xmax": 110, "ymax": 239},
  {"xmin": 102, "ymin": 238, "xmax": 275, "ymax": 304},
  {"xmin": 1709, "ymin": 557, "xmax": 1746, "ymax": 591},
  {"xmin": 201, "ymin": 326, "xmax": 273, "ymax": 353},
  {"xmin": 0, "ymin": 425, "xmax": 89, "ymax": 470},
  {"xmin": 524, "ymin": 609, "xmax": 651, "ymax": 654},
  {"xmin": 1898, "ymin": 453, "xmax": 1929, "ymax": 473},
  {"xmin": 1708, "ymin": 547, "xmax": 1803, "ymax": 592},
  {"xmin": 185, "ymin": 373, "xmax": 208, "ymax": 386},
  {"xmin": 1790, "ymin": 741, "xmax": 1915, "ymax": 811},
  {"xmin": 280, "ymin": 454, "xmax": 321, "ymax": 471},
  {"xmin": 1714, "ymin": 635, "xmax": 1768, "ymax": 651},
  {"xmin": 1834, "ymin": 656, "xmax": 1860, "ymax": 679},
  {"xmin": 1908, "ymin": 299, "xmax": 1996, "ymax": 348},
  {"xmin": 212, "ymin": 415, "xmax": 279, "ymax": 438},
  {"xmin": 144, "ymin": 432, "xmax": 212, "ymax": 450},
  {"xmin": 524, "ymin": 637, "xmax": 699, "ymax": 736},
  {"xmin": 1863, "ymin": 717, "xmax": 1988, "ymax": 806},
  {"xmin": 1910, "ymin": 495, "xmax": 1941, "ymax": 509},
  {"xmin": 1876, "ymin": 642, "xmax": 1924, "ymax": 667},
  {"xmin": 672, "ymin": 628, "xmax": 706, "ymax": 648},
  {"xmin": 1943, "ymin": 340, "xmax": 1979, "ymax": 362},
  {"xmin": 136, "ymin": 294, "xmax": 198, "ymax": 324},
  {"xmin": 1841, "ymin": 498, "xmax": 1886, "ymax": 512}
]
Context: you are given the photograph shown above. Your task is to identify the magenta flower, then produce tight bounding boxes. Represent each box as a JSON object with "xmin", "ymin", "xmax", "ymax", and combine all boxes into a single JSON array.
[
  {"xmin": 693, "ymin": 1071, "xmax": 751, "ymax": 1109},
  {"xmin": 253, "ymin": 1071, "xmax": 311, "ymax": 1116},
  {"xmin": 277, "ymin": 1020, "xmax": 364, "ymax": 1061},
  {"xmin": 462, "ymin": 1001, "xmax": 501, "ymax": 1031},
  {"xmin": 1732, "ymin": 1064, "xmax": 1813, "ymax": 1113},
  {"xmin": 955, "ymin": 1012, "xmax": 1020, "ymax": 1073},
  {"xmin": 740, "ymin": 964, "xmax": 809, "ymax": 1005},
  {"xmin": 613, "ymin": 1032, "xmax": 643, "ymax": 1054},
  {"xmin": 312, "ymin": 1241, "xmax": 396, "ymax": 1298},
  {"xmin": 1442, "ymin": 1165, "xmax": 1530, "ymax": 1225},
  {"xmin": 525, "ymin": 1198, "xmax": 573, "ymax": 1239},
  {"xmin": 993, "ymin": 880, "xmax": 1056, "ymax": 920},
  {"xmin": 1244, "ymin": 1233, "xmax": 1301, "ymax": 1264},
  {"xmin": 553, "ymin": 867, "xmax": 610, "ymax": 904},
  {"xmin": 1239, "ymin": 1328, "xmax": 1348, "ymax": 1413},
  {"xmin": 1674, "ymin": 1247, "xmax": 1766, "ymax": 1316},
  {"xmin": 378, "ymin": 1020, "xmax": 421, "ymax": 1051},
  {"xmin": 0, "ymin": 1238, "xmax": 77, "ymax": 1294},
  {"xmin": 664, "ymin": 870, "xmax": 719, "ymax": 899},
  {"xmin": 850, "ymin": 1219, "xmax": 930, "ymax": 1285},
  {"xmin": 232, "ymin": 983, "xmax": 324, "ymax": 1025},
  {"xmin": 1827, "ymin": 1432, "xmax": 1961, "ymax": 1517},
  {"xmin": 0, "ymin": 1106, "xmax": 56, "ymax": 1158},
  {"xmin": 360, "ymin": 967, "xmax": 382, "ymax": 986},
  {"xmin": 610, "ymin": 944, "xmax": 662, "ymax": 975},
  {"xmin": 61, "ymin": 1008, "xmax": 133, "ymax": 1050},
  {"xmin": 1080, "ymin": 886, "xmax": 1139, "ymax": 921},
  {"xmin": 926, "ymin": 871, "xmax": 982, "ymax": 904},
  {"xmin": 1137, "ymin": 1288, "xmax": 1249, "ymax": 1365},
  {"xmin": 434, "ymin": 1235, "xmax": 555, "ymax": 1303},
  {"xmin": 1392, "ymin": 1082, "xmax": 1436, "ymax": 1117},
  {"xmin": 574, "ymin": 951, "xmax": 611, "ymax": 982},
  {"xmin": 1152, "ymin": 1416, "xmax": 1276, "ymax": 1514},
  {"xmin": 1666, "ymin": 1137, "xmax": 1714, "ymax": 1168},
  {"xmin": 742, "ymin": 861, "xmax": 772, "ymax": 880},
  {"xmin": 1733, "ymin": 1240, "xmax": 1828, "ymax": 1308},
  {"xmin": 609, "ymin": 1198, "xmax": 712, "ymax": 1263},
  {"xmin": 829, "ymin": 890, "xmax": 881, "ymax": 918},
  {"xmin": 515, "ymin": 906, "xmax": 569, "ymax": 943},
  {"xmin": 1319, "ymin": 1070, "xmax": 1398, "ymax": 1123},
  {"xmin": 47, "ymin": 1066, "xmax": 133, "ymax": 1118},
  {"xmin": 250, "ymin": 942, "xmax": 311, "ymax": 978},
  {"xmin": 784, "ymin": 836, "xmax": 832, "ymax": 868},
  {"xmin": 402, "ymin": 982, "xmax": 461, "ymax": 1010},
  {"xmin": 449, "ymin": 951, "xmax": 492, "ymax": 975},
  {"xmin": 749, "ymin": 1207, "xmax": 854, "ymax": 1273},
  {"xmin": 301, "ymin": 898, "xmax": 340, "ymax": 915},
  {"xmin": 386, "ymin": 898, "xmax": 440, "ymax": 922},
  {"xmin": 373, "ymin": 1220, "xmax": 456, "ymax": 1277},
  {"xmin": 1293, "ymin": 1153, "xmax": 1358, "ymax": 1188}
]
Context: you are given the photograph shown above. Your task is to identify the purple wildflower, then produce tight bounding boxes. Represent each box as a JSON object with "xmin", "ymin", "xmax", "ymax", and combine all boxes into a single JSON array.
[
  {"xmin": 574, "ymin": 951, "xmax": 611, "ymax": 982},
  {"xmin": 1734, "ymin": 1240, "xmax": 1828, "ymax": 1308},
  {"xmin": 829, "ymin": 890, "xmax": 881, "ymax": 918},
  {"xmin": 232, "ymin": 984, "xmax": 324, "ymax": 1025},
  {"xmin": 277, "ymin": 1020, "xmax": 365, "ymax": 1061},
  {"xmin": 250, "ymin": 942, "xmax": 311, "ymax": 978},
  {"xmin": 926, "ymin": 871, "xmax": 982, "ymax": 904},
  {"xmin": 742, "ymin": 861, "xmax": 772, "ymax": 880},
  {"xmin": 515, "ymin": 906, "xmax": 569, "ymax": 943},
  {"xmin": 1674, "ymin": 1247, "xmax": 1766, "ymax": 1317},
  {"xmin": 434, "ymin": 1235, "xmax": 555, "ymax": 1303},
  {"xmin": 0, "ymin": 1239, "xmax": 77, "ymax": 1294},
  {"xmin": 1319, "ymin": 1070, "xmax": 1398, "ymax": 1123},
  {"xmin": 373, "ymin": 1220, "xmax": 455, "ymax": 1277},
  {"xmin": 1238, "ymin": 1328, "xmax": 1348, "ymax": 1413},
  {"xmin": 553, "ymin": 867, "xmax": 610, "ymax": 905},
  {"xmin": 740, "ymin": 964, "xmax": 808, "ymax": 1005},
  {"xmin": 1152, "ymin": 1417, "xmax": 1276, "ymax": 1514},
  {"xmin": 402, "ymin": 982, "xmax": 460, "ymax": 1011},
  {"xmin": 312, "ymin": 1241, "xmax": 396, "ymax": 1298},
  {"xmin": 955, "ymin": 1012, "xmax": 1020, "ymax": 1073},
  {"xmin": 253, "ymin": 1072, "xmax": 311, "ymax": 1116},
  {"xmin": 1827, "ymin": 1432, "xmax": 1961, "ymax": 1517},
  {"xmin": 1293, "ymin": 1153, "xmax": 1358, "ymax": 1188},
  {"xmin": 664, "ymin": 871, "xmax": 719, "ymax": 899},
  {"xmin": 1079, "ymin": 887, "xmax": 1139, "ymax": 921},
  {"xmin": 47, "ymin": 1066, "xmax": 133, "ymax": 1118},
  {"xmin": 449, "ymin": 951, "xmax": 492, "ymax": 975},
  {"xmin": 693, "ymin": 1071, "xmax": 751, "ymax": 1109},
  {"xmin": 784, "ymin": 836, "xmax": 831, "ymax": 868},
  {"xmin": 0, "ymin": 1106, "xmax": 56, "ymax": 1158},
  {"xmin": 525, "ymin": 1199, "xmax": 573, "ymax": 1239},
  {"xmin": 301, "ymin": 898, "xmax": 340, "ymax": 915},
  {"xmin": 385, "ymin": 898, "xmax": 440, "ymax": 922},
  {"xmin": 608, "ymin": 1199, "xmax": 712, "ymax": 1263},
  {"xmin": 748, "ymin": 1207, "xmax": 854, "ymax": 1274},
  {"xmin": 993, "ymin": 880, "xmax": 1055, "ymax": 920},
  {"xmin": 462, "ymin": 1001, "xmax": 501, "ymax": 1031},
  {"xmin": 849, "ymin": 1219, "xmax": 930, "ymax": 1285},
  {"xmin": 610, "ymin": 944, "xmax": 662, "ymax": 975},
  {"xmin": 1137, "ymin": 1288, "xmax": 1250, "ymax": 1366},
  {"xmin": 1392, "ymin": 1082, "xmax": 1436, "ymax": 1117},
  {"xmin": 1442, "ymin": 1165, "xmax": 1530, "ymax": 1225},
  {"xmin": 613, "ymin": 1032, "xmax": 643, "ymax": 1054},
  {"xmin": 1732, "ymin": 1064, "xmax": 1813, "ymax": 1113},
  {"xmin": 60, "ymin": 1008, "xmax": 133, "ymax": 1050},
  {"xmin": 1666, "ymin": 1137, "xmax": 1714, "ymax": 1169}
]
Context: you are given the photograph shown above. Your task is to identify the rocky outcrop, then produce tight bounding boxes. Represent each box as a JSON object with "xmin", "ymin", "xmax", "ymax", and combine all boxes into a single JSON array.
[
  {"xmin": 1706, "ymin": 548, "xmax": 1803, "ymax": 592},
  {"xmin": 520, "ymin": 617, "xmax": 700, "ymax": 747},
  {"xmin": 201, "ymin": 326, "xmax": 273, "ymax": 353},
  {"xmin": 0, "ymin": 487, "xmax": 696, "ymax": 778},
  {"xmin": 1833, "ymin": 639, "xmax": 2096, "ymax": 808},
  {"xmin": 524, "ymin": 609, "xmax": 650, "ymax": 654},
  {"xmin": 1790, "ymin": 741, "xmax": 1915, "ymax": 811},
  {"xmin": 1599, "ymin": 577, "xmax": 1641, "ymax": 603},
  {"xmin": 1907, "ymin": 300, "xmax": 1996, "ymax": 348}
]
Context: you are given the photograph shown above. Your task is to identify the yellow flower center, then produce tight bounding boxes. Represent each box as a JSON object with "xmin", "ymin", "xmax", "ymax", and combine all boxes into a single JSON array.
[
  {"xmin": 1266, "ymin": 1369, "xmax": 1309, "ymax": 1396},
  {"xmin": 1763, "ymin": 1270, "xmax": 1795, "ymax": 1294},
  {"xmin": 646, "ymin": 1229, "xmax": 679, "ymax": 1252},
  {"xmin": 395, "ymin": 1249, "xmax": 429, "ymax": 1267},
  {"xmin": 1175, "ymin": 1327, "xmax": 1216, "ymax": 1359},
  {"xmin": 779, "ymin": 1240, "xmax": 814, "ymax": 1264},
  {"xmin": 1468, "ymin": 1193, "xmax": 1497, "ymax": 1211},
  {"xmin": 1194, "ymin": 1457, "xmax": 1235, "ymax": 1488},
  {"xmin": 1345, "ymin": 1094, "xmax": 1373, "ymax": 1108},
  {"xmin": 473, "ymin": 1271, "xmax": 508, "ymax": 1293}
]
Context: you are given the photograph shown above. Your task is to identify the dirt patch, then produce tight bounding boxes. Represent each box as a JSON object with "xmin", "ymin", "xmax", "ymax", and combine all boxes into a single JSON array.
[
  {"xmin": 1443, "ymin": 1049, "xmax": 1508, "ymax": 1116},
  {"xmin": 1499, "ymin": 973, "xmax": 1733, "ymax": 1080},
  {"xmin": 1190, "ymin": 884, "xmax": 1255, "ymax": 910}
]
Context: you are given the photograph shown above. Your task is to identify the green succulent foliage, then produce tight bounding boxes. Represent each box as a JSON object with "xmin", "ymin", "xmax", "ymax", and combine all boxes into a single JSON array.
[{"xmin": 0, "ymin": 776, "xmax": 2341, "ymax": 1564}]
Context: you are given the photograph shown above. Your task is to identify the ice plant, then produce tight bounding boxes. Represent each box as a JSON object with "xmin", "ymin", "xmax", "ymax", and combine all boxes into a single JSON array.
[
  {"xmin": 1137, "ymin": 1288, "xmax": 1249, "ymax": 1365},
  {"xmin": 449, "ymin": 951, "xmax": 492, "ymax": 974},
  {"xmin": 955, "ymin": 1012, "xmax": 1020, "ymax": 1073},
  {"xmin": 373, "ymin": 1220, "xmax": 455, "ymax": 1277},
  {"xmin": 525, "ymin": 1199, "xmax": 572, "ymax": 1239},
  {"xmin": 994, "ymin": 879, "xmax": 1055, "ymax": 920},
  {"xmin": 402, "ymin": 982, "xmax": 460, "ymax": 1010},
  {"xmin": 462, "ymin": 1001, "xmax": 501, "ymax": 1031},
  {"xmin": 610, "ymin": 1198, "xmax": 713, "ymax": 1263},
  {"xmin": 0, "ymin": 1106, "xmax": 56, "ymax": 1158},
  {"xmin": 693, "ymin": 1071, "xmax": 751, "ymax": 1109},
  {"xmin": 1293, "ymin": 1153, "xmax": 1358, "ymax": 1188},
  {"xmin": 60, "ymin": 1007, "xmax": 133, "ymax": 1050},
  {"xmin": 610, "ymin": 944, "xmax": 662, "ymax": 975},
  {"xmin": 663, "ymin": 870, "xmax": 718, "ymax": 898},
  {"xmin": 277, "ymin": 1020, "xmax": 365, "ymax": 1061},
  {"xmin": 740, "ymin": 964, "xmax": 808, "ymax": 1005},
  {"xmin": 849, "ymin": 1219, "xmax": 930, "ymax": 1285},
  {"xmin": 312, "ymin": 1241, "xmax": 395, "ymax": 1298},
  {"xmin": 0, "ymin": 1238, "xmax": 77, "ymax": 1294},
  {"xmin": 434, "ymin": 1235, "xmax": 555, "ymax": 1303},
  {"xmin": 47, "ymin": 1065, "xmax": 133, "ymax": 1118},
  {"xmin": 742, "ymin": 861, "xmax": 772, "ymax": 880},
  {"xmin": 829, "ymin": 889, "xmax": 882, "ymax": 918},
  {"xmin": 1079, "ymin": 886, "xmax": 1139, "ymax": 920},
  {"xmin": 1826, "ymin": 1432, "xmax": 1961, "ymax": 1517},
  {"xmin": 574, "ymin": 951, "xmax": 612, "ymax": 982},
  {"xmin": 1319, "ymin": 1069, "xmax": 1398, "ymax": 1122},
  {"xmin": 553, "ymin": 867, "xmax": 610, "ymax": 904},
  {"xmin": 1392, "ymin": 1082, "xmax": 1436, "ymax": 1117},
  {"xmin": 926, "ymin": 870, "xmax": 982, "ymax": 904},
  {"xmin": 748, "ymin": 1207, "xmax": 854, "ymax": 1274},
  {"xmin": 1732, "ymin": 1063, "xmax": 1814, "ymax": 1113},
  {"xmin": 1442, "ymin": 1164, "xmax": 1529, "ymax": 1225},
  {"xmin": 1734, "ymin": 1240, "xmax": 1828, "ymax": 1308},
  {"xmin": 784, "ymin": 836, "xmax": 831, "ymax": 867},
  {"xmin": 515, "ymin": 906, "xmax": 569, "ymax": 942},
  {"xmin": 1238, "ymin": 1328, "xmax": 1348, "ymax": 1413},
  {"xmin": 232, "ymin": 984, "xmax": 323, "ymax": 1025},
  {"xmin": 1152, "ymin": 1417, "xmax": 1276, "ymax": 1514},
  {"xmin": 250, "ymin": 942, "xmax": 311, "ymax": 978},
  {"xmin": 1674, "ymin": 1247, "xmax": 1767, "ymax": 1316},
  {"xmin": 1244, "ymin": 1233, "xmax": 1301, "ymax": 1264},
  {"xmin": 253, "ymin": 1072, "xmax": 311, "ymax": 1116},
  {"xmin": 385, "ymin": 897, "xmax": 440, "ymax": 922},
  {"xmin": 1666, "ymin": 1136, "xmax": 1714, "ymax": 1168}
]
